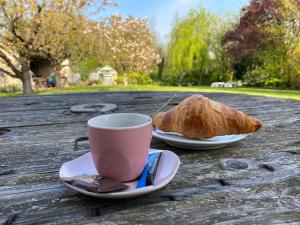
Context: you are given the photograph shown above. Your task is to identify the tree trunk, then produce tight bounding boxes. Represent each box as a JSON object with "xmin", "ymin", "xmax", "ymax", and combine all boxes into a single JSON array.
[
  {"xmin": 157, "ymin": 57, "xmax": 165, "ymax": 80},
  {"xmin": 54, "ymin": 67, "xmax": 62, "ymax": 88},
  {"xmin": 198, "ymin": 68, "xmax": 204, "ymax": 85},
  {"xmin": 21, "ymin": 63, "xmax": 32, "ymax": 95},
  {"xmin": 221, "ymin": 55, "xmax": 226, "ymax": 81},
  {"xmin": 179, "ymin": 70, "xmax": 185, "ymax": 84},
  {"xmin": 199, "ymin": 73, "xmax": 203, "ymax": 85}
]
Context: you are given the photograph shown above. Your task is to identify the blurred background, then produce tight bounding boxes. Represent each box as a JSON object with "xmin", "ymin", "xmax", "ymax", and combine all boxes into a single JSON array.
[{"xmin": 0, "ymin": 0, "xmax": 299, "ymax": 98}]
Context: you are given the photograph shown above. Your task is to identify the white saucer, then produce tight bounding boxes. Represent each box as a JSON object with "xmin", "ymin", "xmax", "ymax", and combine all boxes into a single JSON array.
[
  {"xmin": 152, "ymin": 129, "xmax": 247, "ymax": 150},
  {"xmin": 59, "ymin": 149, "xmax": 180, "ymax": 199}
]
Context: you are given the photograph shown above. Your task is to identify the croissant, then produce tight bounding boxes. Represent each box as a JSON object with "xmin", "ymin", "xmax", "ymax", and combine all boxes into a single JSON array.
[{"xmin": 153, "ymin": 95, "xmax": 262, "ymax": 139}]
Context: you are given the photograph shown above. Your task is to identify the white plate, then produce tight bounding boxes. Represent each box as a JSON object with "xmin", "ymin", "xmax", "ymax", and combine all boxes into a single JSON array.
[
  {"xmin": 59, "ymin": 149, "xmax": 180, "ymax": 199},
  {"xmin": 152, "ymin": 129, "xmax": 247, "ymax": 150}
]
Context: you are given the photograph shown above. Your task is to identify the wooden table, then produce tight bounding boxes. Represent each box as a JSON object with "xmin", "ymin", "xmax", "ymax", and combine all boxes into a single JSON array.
[{"xmin": 0, "ymin": 91, "xmax": 299, "ymax": 225}]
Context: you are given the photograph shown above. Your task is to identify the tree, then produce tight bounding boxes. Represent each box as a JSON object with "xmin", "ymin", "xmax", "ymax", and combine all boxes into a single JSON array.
[
  {"xmin": 287, "ymin": 46, "xmax": 300, "ymax": 88},
  {"xmin": 222, "ymin": 0, "xmax": 282, "ymax": 60},
  {"xmin": 207, "ymin": 13, "xmax": 236, "ymax": 82},
  {"xmin": 101, "ymin": 15, "xmax": 161, "ymax": 75},
  {"xmin": 223, "ymin": 0, "xmax": 300, "ymax": 87},
  {"xmin": 166, "ymin": 9, "xmax": 219, "ymax": 84},
  {"xmin": 156, "ymin": 44, "xmax": 166, "ymax": 81},
  {"xmin": 0, "ymin": 0, "xmax": 116, "ymax": 94}
]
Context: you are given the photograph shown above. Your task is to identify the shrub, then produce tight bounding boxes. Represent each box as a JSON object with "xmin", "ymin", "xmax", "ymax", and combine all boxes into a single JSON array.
[
  {"xmin": 243, "ymin": 64, "xmax": 286, "ymax": 88},
  {"xmin": 0, "ymin": 84, "xmax": 21, "ymax": 93},
  {"xmin": 137, "ymin": 74, "xmax": 153, "ymax": 85},
  {"xmin": 76, "ymin": 58, "xmax": 101, "ymax": 81},
  {"xmin": 116, "ymin": 76, "xmax": 125, "ymax": 85},
  {"xmin": 291, "ymin": 74, "xmax": 300, "ymax": 89},
  {"xmin": 125, "ymin": 72, "xmax": 153, "ymax": 85},
  {"xmin": 243, "ymin": 67, "xmax": 265, "ymax": 87}
]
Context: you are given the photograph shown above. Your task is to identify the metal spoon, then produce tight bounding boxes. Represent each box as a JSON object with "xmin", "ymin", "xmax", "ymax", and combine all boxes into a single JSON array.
[{"xmin": 150, "ymin": 95, "xmax": 176, "ymax": 120}]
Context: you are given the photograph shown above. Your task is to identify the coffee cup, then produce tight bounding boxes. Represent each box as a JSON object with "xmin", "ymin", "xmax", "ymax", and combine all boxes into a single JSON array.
[{"xmin": 88, "ymin": 113, "xmax": 152, "ymax": 182}]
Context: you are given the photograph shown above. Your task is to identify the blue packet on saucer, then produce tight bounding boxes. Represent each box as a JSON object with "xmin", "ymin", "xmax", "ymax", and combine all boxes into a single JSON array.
[{"xmin": 136, "ymin": 152, "xmax": 162, "ymax": 189}]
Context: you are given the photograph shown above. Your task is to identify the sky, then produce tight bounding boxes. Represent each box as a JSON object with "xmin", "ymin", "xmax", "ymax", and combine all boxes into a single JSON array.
[{"xmin": 101, "ymin": 0, "xmax": 250, "ymax": 43}]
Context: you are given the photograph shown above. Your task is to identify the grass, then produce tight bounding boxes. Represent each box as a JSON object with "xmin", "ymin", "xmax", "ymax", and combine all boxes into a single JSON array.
[
  {"xmin": 0, "ymin": 92, "xmax": 22, "ymax": 98},
  {"xmin": 0, "ymin": 85, "xmax": 299, "ymax": 100}
]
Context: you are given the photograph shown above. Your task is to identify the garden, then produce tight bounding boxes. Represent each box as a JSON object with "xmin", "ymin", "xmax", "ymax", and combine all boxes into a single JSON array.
[{"xmin": 0, "ymin": 0, "xmax": 299, "ymax": 99}]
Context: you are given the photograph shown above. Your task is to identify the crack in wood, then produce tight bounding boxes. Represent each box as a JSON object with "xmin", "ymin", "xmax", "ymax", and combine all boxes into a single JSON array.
[
  {"xmin": 36, "ymin": 170, "xmax": 59, "ymax": 174},
  {"xmin": 0, "ymin": 170, "xmax": 15, "ymax": 176},
  {"xmin": 261, "ymin": 164, "xmax": 275, "ymax": 172},
  {"xmin": 133, "ymin": 96, "xmax": 153, "ymax": 99},
  {"xmin": 23, "ymin": 102, "xmax": 41, "ymax": 106},
  {"xmin": 89, "ymin": 207, "xmax": 101, "ymax": 217},
  {"xmin": 285, "ymin": 151, "xmax": 299, "ymax": 155},
  {"xmin": 5, "ymin": 121, "xmax": 86, "ymax": 128}
]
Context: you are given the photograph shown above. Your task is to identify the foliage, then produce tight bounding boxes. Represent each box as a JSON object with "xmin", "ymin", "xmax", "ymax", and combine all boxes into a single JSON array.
[
  {"xmin": 223, "ymin": 0, "xmax": 300, "ymax": 89},
  {"xmin": 137, "ymin": 74, "xmax": 153, "ymax": 85},
  {"xmin": 166, "ymin": 9, "xmax": 216, "ymax": 84},
  {"xmin": 73, "ymin": 15, "xmax": 160, "ymax": 84},
  {"xmin": 287, "ymin": 47, "xmax": 300, "ymax": 88},
  {"xmin": 0, "ymin": 84, "xmax": 21, "ymax": 93},
  {"xmin": 100, "ymin": 15, "xmax": 161, "ymax": 75},
  {"xmin": 125, "ymin": 72, "xmax": 153, "ymax": 85},
  {"xmin": 116, "ymin": 75, "xmax": 125, "ymax": 85},
  {"xmin": 165, "ymin": 8, "xmax": 235, "ymax": 85},
  {"xmin": 223, "ymin": 0, "xmax": 283, "ymax": 60},
  {"xmin": 1, "ymin": 0, "xmax": 300, "ymax": 93},
  {"xmin": 0, "ymin": 0, "xmax": 116, "ymax": 94},
  {"xmin": 76, "ymin": 58, "xmax": 102, "ymax": 81}
]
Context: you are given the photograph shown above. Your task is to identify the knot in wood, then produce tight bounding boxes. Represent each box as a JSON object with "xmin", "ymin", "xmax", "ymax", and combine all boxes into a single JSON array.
[
  {"xmin": 23, "ymin": 101, "xmax": 41, "ymax": 106},
  {"xmin": 220, "ymin": 159, "xmax": 251, "ymax": 170},
  {"xmin": 226, "ymin": 160, "xmax": 249, "ymax": 170}
]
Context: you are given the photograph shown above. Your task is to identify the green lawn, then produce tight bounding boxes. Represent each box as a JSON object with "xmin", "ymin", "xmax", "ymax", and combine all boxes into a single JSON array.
[{"xmin": 1, "ymin": 85, "xmax": 300, "ymax": 100}]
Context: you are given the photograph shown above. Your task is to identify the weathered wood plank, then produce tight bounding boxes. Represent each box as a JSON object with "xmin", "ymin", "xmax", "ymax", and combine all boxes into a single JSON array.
[{"xmin": 1, "ymin": 178, "xmax": 299, "ymax": 224}]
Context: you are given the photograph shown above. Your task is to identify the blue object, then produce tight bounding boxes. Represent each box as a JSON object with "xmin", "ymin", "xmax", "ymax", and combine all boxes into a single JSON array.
[
  {"xmin": 48, "ymin": 73, "xmax": 57, "ymax": 86},
  {"xmin": 136, "ymin": 165, "xmax": 149, "ymax": 189},
  {"xmin": 136, "ymin": 152, "xmax": 162, "ymax": 189}
]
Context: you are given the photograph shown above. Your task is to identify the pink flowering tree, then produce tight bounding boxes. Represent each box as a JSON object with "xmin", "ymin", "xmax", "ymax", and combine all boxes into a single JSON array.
[{"xmin": 102, "ymin": 15, "xmax": 161, "ymax": 75}]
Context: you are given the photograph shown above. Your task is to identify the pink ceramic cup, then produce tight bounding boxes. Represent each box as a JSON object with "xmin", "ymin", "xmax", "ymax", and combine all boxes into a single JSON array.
[{"xmin": 88, "ymin": 113, "xmax": 152, "ymax": 182}]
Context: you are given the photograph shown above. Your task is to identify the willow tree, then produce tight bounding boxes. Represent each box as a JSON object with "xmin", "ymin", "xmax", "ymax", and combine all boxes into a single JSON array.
[
  {"xmin": 0, "ymin": 0, "xmax": 116, "ymax": 94},
  {"xmin": 167, "ymin": 9, "xmax": 219, "ymax": 84}
]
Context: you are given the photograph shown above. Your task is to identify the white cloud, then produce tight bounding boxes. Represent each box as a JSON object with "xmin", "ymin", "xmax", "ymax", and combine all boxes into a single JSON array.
[{"xmin": 151, "ymin": 0, "xmax": 199, "ymax": 44}]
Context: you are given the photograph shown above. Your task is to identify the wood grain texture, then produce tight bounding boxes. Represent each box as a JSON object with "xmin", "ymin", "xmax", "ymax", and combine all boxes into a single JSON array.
[{"xmin": 0, "ymin": 91, "xmax": 299, "ymax": 225}]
